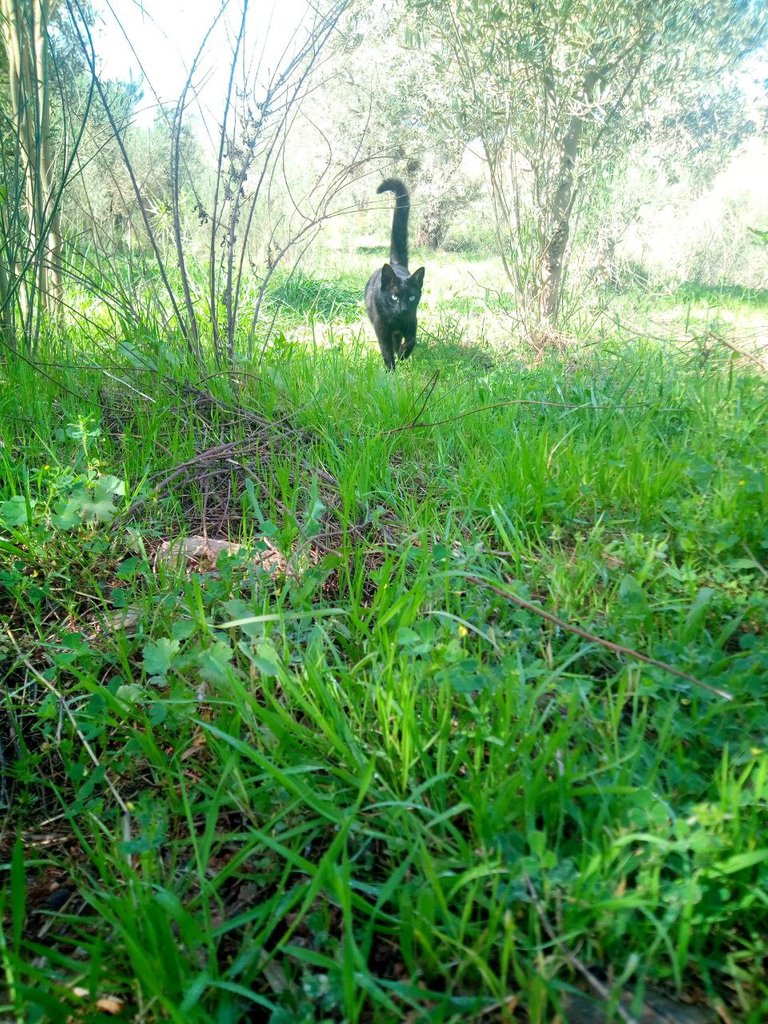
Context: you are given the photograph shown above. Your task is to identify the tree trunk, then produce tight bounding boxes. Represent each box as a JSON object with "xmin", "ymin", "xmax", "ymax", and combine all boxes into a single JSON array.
[
  {"xmin": 0, "ymin": 0, "xmax": 60, "ymax": 331},
  {"xmin": 538, "ymin": 72, "xmax": 597, "ymax": 325},
  {"xmin": 539, "ymin": 118, "xmax": 582, "ymax": 323}
]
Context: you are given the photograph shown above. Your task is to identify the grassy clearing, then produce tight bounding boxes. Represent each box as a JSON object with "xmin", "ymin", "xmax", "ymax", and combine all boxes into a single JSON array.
[
  {"xmin": 603, "ymin": 282, "xmax": 768, "ymax": 365},
  {"xmin": 1, "ymin": 266, "xmax": 768, "ymax": 1023}
]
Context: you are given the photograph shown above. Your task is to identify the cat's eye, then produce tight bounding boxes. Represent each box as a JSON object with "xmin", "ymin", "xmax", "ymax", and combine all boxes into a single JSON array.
[
  {"xmin": 408, "ymin": 296, "xmax": 416, "ymax": 302},
  {"xmin": 391, "ymin": 293, "xmax": 398, "ymax": 301}
]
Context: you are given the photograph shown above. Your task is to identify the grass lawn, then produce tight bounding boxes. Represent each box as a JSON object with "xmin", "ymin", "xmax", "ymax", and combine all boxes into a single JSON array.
[{"xmin": 1, "ymin": 258, "xmax": 767, "ymax": 1022}]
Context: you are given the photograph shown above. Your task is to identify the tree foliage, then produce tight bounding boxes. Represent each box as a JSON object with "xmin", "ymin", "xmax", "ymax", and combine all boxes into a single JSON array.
[
  {"xmin": 408, "ymin": 0, "xmax": 768, "ymax": 338},
  {"xmin": 320, "ymin": 15, "xmax": 481, "ymax": 249}
]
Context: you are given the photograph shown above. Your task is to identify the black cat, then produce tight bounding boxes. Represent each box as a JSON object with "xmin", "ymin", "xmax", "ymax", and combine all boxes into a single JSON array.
[{"xmin": 365, "ymin": 179, "xmax": 425, "ymax": 370}]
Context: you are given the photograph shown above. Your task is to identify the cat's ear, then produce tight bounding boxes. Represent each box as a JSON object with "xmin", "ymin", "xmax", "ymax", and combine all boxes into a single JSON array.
[
  {"xmin": 410, "ymin": 267, "xmax": 425, "ymax": 289},
  {"xmin": 381, "ymin": 263, "xmax": 396, "ymax": 289}
]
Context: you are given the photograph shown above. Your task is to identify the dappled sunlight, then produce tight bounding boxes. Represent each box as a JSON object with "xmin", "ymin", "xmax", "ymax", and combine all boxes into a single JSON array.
[{"xmin": 1, "ymin": 1, "xmax": 767, "ymax": 1021}]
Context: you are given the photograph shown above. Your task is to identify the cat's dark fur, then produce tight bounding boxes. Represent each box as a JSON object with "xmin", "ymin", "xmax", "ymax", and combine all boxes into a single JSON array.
[{"xmin": 365, "ymin": 179, "xmax": 425, "ymax": 370}]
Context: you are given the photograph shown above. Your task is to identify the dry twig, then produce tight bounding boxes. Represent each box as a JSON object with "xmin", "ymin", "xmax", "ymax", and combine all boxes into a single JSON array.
[{"xmin": 465, "ymin": 574, "xmax": 733, "ymax": 701}]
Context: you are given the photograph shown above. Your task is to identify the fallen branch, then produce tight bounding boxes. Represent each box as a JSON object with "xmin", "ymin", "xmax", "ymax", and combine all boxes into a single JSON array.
[
  {"xmin": 400, "ymin": 369, "xmax": 441, "ymax": 431},
  {"xmin": 714, "ymin": 334, "xmax": 767, "ymax": 372},
  {"xmin": 464, "ymin": 574, "xmax": 733, "ymax": 701},
  {"xmin": 384, "ymin": 397, "xmax": 673, "ymax": 435}
]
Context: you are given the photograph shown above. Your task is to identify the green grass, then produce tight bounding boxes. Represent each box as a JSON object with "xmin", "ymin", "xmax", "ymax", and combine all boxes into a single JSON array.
[
  {"xmin": 601, "ymin": 279, "xmax": 768, "ymax": 354},
  {"xmin": 1, "ymin": 270, "xmax": 768, "ymax": 1023}
]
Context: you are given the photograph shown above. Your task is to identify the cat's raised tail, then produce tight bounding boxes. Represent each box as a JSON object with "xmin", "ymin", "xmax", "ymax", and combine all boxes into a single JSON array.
[{"xmin": 377, "ymin": 178, "xmax": 410, "ymax": 268}]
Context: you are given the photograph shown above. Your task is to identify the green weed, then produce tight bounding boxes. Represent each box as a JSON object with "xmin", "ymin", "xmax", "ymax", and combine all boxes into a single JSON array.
[{"xmin": 1, "ymin": 270, "xmax": 767, "ymax": 1022}]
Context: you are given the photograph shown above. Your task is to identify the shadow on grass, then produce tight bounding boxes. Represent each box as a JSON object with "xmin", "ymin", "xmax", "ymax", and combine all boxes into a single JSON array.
[
  {"xmin": 674, "ymin": 282, "xmax": 768, "ymax": 307},
  {"xmin": 418, "ymin": 335, "xmax": 495, "ymax": 371},
  {"xmin": 355, "ymin": 245, "xmax": 389, "ymax": 258},
  {"xmin": 267, "ymin": 270, "xmax": 364, "ymax": 324}
]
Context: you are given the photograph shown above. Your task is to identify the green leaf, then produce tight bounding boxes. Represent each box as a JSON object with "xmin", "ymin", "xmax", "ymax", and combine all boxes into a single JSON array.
[
  {"xmin": 52, "ymin": 498, "xmax": 84, "ymax": 529},
  {"xmin": 618, "ymin": 574, "xmax": 647, "ymax": 609},
  {"xmin": 237, "ymin": 638, "xmax": 280, "ymax": 676},
  {"xmin": 223, "ymin": 599, "xmax": 263, "ymax": 637},
  {"xmin": 432, "ymin": 542, "xmax": 450, "ymax": 563},
  {"xmin": 682, "ymin": 587, "xmax": 714, "ymax": 642},
  {"xmin": 0, "ymin": 495, "xmax": 32, "ymax": 527},
  {"xmin": 79, "ymin": 496, "xmax": 118, "ymax": 523},
  {"xmin": 94, "ymin": 475, "xmax": 126, "ymax": 500},
  {"xmin": 115, "ymin": 683, "xmax": 145, "ymax": 705},
  {"xmin": 171, "ymin": 618, "xmax": 197, "ymax": 641},
  {"xmin": 196, "ymin": 641, "xmax": 234, "ymax": 683},
  {"xmin": 142, "ymin": 638, "xmax": 181, "ymax": 677},
  {"xmin": 396, "ymin": 627, "xmax": 421, "ymax": 646},
  {"xmin": 529, "ymin": 830, "xmax": 547, "ymax": 857},
  {"xmin": 304, "ymin": 497, "xmax": 326, "ymax": 537},
  {"xmin": 712, "ymin": 849, "xmax": 768, "ymax": 875},
  {"xmin": 440, "ymin": 660, "xmax": 485, "ymax": 693},
  {"xmin": 63, "ymin": 475, "xmax": 125, "ymax": 524},
  {"xmin": 253, "ymin": 640, "xmax": 280, "ymax": 675}
]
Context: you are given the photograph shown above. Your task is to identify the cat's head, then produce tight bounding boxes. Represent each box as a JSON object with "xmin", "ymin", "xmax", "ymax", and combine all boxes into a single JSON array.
[{"xmin": 380, "ymin": 263, "xmax": 425, "ymax": 313}]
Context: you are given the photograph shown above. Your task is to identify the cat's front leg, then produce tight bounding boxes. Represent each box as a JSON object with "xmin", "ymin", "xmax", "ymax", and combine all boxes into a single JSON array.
[
  {"xmin": 399, "ymin": 333, "xmax": 416, "ymax": 360},
  {"xmin": 377, "ymin": 334, "xmax": 397, "ymax": 370}
]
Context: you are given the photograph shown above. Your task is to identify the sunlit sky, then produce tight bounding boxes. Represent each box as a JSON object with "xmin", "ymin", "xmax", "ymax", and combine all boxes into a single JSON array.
[
  {"xmin": 92, "ymin": 0, "xmax": 312, "ymax": 129},
  {"xmin": 91, "ymin": 0, "xmax": 767, "ymax": 220},
  {"xmin": 94, "ymin": 3, "xmax": 767, "ymax": 133}
]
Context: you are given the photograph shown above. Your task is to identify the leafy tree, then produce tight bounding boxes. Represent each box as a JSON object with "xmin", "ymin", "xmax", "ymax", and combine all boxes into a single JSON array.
[
  {"xmin": 67, "ymin": 94, "xmax": 206, "ymax": 259},
  {"xmin": 408, "ymin": 0, "xmax": 768, "ymax": 341},
  {"xmin": 579, "ymin": 77, "xmax": 760, "ymax": 291},
  {"xmin": 319, "ymin": 17, "xmax": 481, "ymax": 250}
]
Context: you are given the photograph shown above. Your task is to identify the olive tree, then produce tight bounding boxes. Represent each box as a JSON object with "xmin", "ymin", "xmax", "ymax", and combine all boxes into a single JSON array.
[
  {"xmin": 313, "ymin": 16, "xmax": 482, "ymax": 251},
  {"xmin": 409, "ymin": 0, "xmax": 767, "ymax": 341}
]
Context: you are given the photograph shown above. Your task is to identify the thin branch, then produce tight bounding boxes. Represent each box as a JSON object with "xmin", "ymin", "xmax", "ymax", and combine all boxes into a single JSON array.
[
  {"xmin": 67, "ymin": 0, "xmax": 192, "ymax": 349},
  {"xmin": 400, "ymin": 369, "xmax": 441, "ymax": 429},
  {"xmin": 464, "ymin": 574, "xmax": 733, "ymax": 701},
  {"xmin": 383, "ymin": 397, "xmax": 674, "ymax": 435}
]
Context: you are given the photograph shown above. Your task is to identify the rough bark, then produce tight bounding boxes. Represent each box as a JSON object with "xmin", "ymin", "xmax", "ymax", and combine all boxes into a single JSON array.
[
  {"xmin": 539, "ymin": 71, "xmax": 597, "ymax": 324},
  {"xmin": 539, "ymin": 116, "xmax": 582, "ymax": 322}
]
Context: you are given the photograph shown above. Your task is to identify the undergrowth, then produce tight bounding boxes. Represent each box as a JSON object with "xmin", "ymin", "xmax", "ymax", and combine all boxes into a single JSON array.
[{"xmin": 1, "ymin": 287, "xmax": 767, "ymax": 1023}]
